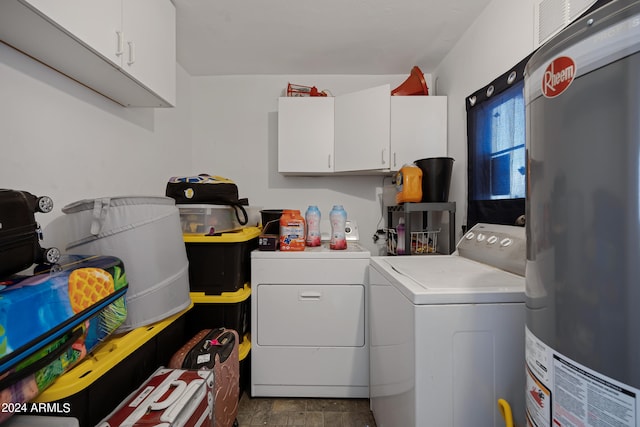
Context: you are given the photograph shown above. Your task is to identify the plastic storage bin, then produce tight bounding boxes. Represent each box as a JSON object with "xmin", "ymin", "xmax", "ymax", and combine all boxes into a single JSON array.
[
  {"xmin": 239, "ymin": 334, "xmax": 251, "ymax": 396},
  {"xmin": 32, "ymin": 304, "xmax": 192, "ymax": 427},
  {"xmin": 184, "ymin": 227, "xmax": 260, "ymax": 294},
  {"xmin": 2, "ymin": 416, "xmax": 79, "ymax": 427},
  {"xmin": 177, "ymin": 204, "xmax": 244, "ymax": 235},
  {"xmin": 186, "ymin": 285, "xmax": 251, "ymax": 338}
]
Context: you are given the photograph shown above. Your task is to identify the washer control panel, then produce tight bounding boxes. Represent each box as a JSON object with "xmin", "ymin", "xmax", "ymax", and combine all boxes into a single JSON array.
[{"xmin": 456, "ymin": 223, "xmax": 526, "ymax": 276}]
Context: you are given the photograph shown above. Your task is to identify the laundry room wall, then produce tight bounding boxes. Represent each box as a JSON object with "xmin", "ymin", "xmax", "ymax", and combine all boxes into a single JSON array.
[
  {"xmin": 188, "ymin": 0, "xmax": 538, "ymax": 252},
  {"xmin": 0, "ymin": 42, "xmax": 193, "ymax": 235},
  {"xmin": 189, "ymin": 74, "xmax": 409, "ymax": 254},
  {"xmin": 1, "ymin": 0, "xmax": 539, "ymax": 256},
  {"xmin": 434, "ymin": 0, "xmax": 536, "ymax": 237}
]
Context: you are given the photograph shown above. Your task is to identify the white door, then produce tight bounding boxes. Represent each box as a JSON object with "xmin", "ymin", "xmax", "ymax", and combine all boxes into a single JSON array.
[
  {"xmin": 122, "ymin": 0, "xmax": 176, "ymax": 105},
  {"xmin": 390, "ymin": 96, "xmax": 448, "ymax": 171},
  {"xmin": 256, "ymin": 284, "xmax": 365, "ymax": 346},
  {"xmin": 278, "ymin": 97, "xmax": 335, "ymax": 173},
  {"xmin": 23, "ymin": 0, "xmax": 122, "ymax": 66},
  {"xmin": 334, "ymin": 84, "xmax": 391, "ymax": 172}
]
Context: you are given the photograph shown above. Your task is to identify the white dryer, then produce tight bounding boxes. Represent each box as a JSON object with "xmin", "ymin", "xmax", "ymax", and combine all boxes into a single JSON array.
[
  {"xmin": 368, "ymin": 223, "xmax": 526, "ymax": 427},
  {"xmin": 251, "ymin": 220, "xmax": 371, "ymax": 397}
]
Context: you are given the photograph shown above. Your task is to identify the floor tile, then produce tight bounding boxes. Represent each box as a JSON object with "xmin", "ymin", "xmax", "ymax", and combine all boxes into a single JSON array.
[
  {"xmin": 272, "ymin": 398, "xmax": 307, "ymax": 413},
  {"xmin": 323, "ymin": 411, "xmax": 344, "ymax": 427},
  {"xmin": 237, "ymin": 393, "xmax": 377, "ymax": 427},
  {"xmin": 304, "ymin": 411, "xmax": 324, "ymax": 427}
]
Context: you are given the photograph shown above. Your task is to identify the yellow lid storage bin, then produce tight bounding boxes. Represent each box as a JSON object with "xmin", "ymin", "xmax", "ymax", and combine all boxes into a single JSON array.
[
  {"xmin": 186, "ymin": 285, "xmax": 251, "ymax": 338},
  {"xmin": 184, "ymin": 227, "xmax": 260, "ymax": 295},
  {"xmin": 34, "ymin": 304, "xmax": 192, "ymax": 427}
]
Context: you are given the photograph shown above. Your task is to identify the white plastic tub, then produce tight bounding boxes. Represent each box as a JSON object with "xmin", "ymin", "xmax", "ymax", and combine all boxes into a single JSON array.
[
  {"xmin": 177, "ymin": 204, "xmax": 242, "ymax": 235},
  {"xmin": 61, "ymin": 196, "xmax": 191, "ymax": 333}
]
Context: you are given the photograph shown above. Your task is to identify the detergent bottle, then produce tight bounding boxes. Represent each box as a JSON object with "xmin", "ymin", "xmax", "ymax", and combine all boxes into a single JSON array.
[
  {"xmin": 305, "ymin": 205, "xmax": 321, "ymax": 247},
  {"xmin": 395, "ymin": 164, "xmax": 423, "ymax": 203},
  {"xmin": 396, "ymin": 217, "xmax": 406, "ymax": 255},
  {"xmin": 329, "ymin": 205, "xmax": 347, "ymax": 250},
  {"xmin": 280, "ymin": 210, "xmax": 305, "ymax": 251}
]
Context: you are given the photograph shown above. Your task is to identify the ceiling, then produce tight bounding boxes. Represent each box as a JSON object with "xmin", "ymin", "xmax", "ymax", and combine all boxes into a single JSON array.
[{"xmin": 174, "ymin": 0, "xmax": 492, "ymax": 76}]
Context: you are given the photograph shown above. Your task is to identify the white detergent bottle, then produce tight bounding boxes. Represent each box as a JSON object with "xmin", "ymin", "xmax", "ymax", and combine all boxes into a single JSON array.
[
  {"xmin": 329, "ymin": 205, "xmax": 347, "ymax": 250},
  {"xmin": 305, "ymin": 205, "xmax": 321, "ymax": 247}
]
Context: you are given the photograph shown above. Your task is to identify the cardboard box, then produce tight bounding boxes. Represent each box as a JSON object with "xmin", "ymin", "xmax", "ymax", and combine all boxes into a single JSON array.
[{"xmin": 258, "ymin": 220, "xmax": 279, "ymax": 251}]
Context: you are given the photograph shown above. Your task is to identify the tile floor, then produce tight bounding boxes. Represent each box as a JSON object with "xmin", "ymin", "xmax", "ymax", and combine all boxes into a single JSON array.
[{"xmin": 237, "ymin": 392, "xmax": 378, "ymax": 427}]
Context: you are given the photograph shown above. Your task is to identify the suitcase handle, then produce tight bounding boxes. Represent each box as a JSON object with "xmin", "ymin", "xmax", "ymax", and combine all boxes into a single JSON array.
[
  {"xmin": 160, "ymin": 379, "xmax": 206, "ymax": 423},
  {"xmin": 90, "ymin": 197, "xmax": 111, "ymax": 235},
  {"xmin": 149, "ymin": 380, "xmax": 188, "ymax": 410}
]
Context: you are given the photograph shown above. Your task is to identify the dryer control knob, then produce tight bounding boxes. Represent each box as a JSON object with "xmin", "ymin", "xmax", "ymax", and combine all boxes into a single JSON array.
[
  {"xmin": 500, "ymin": 238, "xmax": 513, "ymax": 247},
  {"xmin": 487, "ymin": 236, "xmax": 498, "ymax": 244}
]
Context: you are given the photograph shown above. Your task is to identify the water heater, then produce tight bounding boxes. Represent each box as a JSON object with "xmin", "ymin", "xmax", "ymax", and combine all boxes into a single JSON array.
[{"xmin": 525, "ymin": 0, "xmax": 640, "ymax": 425}]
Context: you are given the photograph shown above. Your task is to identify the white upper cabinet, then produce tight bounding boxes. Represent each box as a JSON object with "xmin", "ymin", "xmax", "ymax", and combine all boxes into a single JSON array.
[
  {"xmin": 390, "ymin": 95, "xmax": 447, "ymax": 171},
  {"xmin": 121, "ymin": 0, "xmax": 176, "ymax": 106},
  {"xmin": 22, "ymin": 0, "xmax": 122, "ymax": 64},
  {"xmin": 0, "ymin": 0, "xmax": 176, "ymax": 107},
  {"xmin": 278, "ymin": 85, "xmax": 447, "ymax": 175},
  {"xmin": 334, "ymin": 85, "xmax": 391, "ymax": 172},
  {"xmin": 278, "ymin": 97, "xmax": 335, "ymax": 174}
]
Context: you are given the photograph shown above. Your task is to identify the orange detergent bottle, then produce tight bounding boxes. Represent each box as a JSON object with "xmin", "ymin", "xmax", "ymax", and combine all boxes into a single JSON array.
[
  {"xmin": 395, "ymin": 164, "xmax": 423, "ymax": 203},
  {"xmin": 279, "ymin": 209, "xmax": 306, "ymax": 251}
]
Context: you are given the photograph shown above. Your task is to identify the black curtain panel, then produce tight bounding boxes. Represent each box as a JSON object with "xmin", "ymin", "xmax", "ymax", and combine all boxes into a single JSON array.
[
  {"xmin": 465, "ymin": 53, "xmax": 531, "ymax": 230},
  {"xmin": 464, "ymin": 0, "xmax": 612, "ymax": 231}
]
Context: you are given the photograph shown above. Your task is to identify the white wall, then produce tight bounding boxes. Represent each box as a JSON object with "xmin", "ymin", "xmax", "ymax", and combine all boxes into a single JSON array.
[
  {"xmin": 189, "ymin": 75, "xmax": 409, "ymax": 254},
  {"xmin": 0, "ymin": 42, "xmax": 193, "ymax": 232},
  {"xmin": 434, "ymin": 0, "xmax": 536, "ymax": 239},
  {"xmin": 187, "ymin": 0, "xmax": 539, "ymax": 251},
  {"xmin": 1, "ymin": 0, "xmax": 538, "ymax": 255}
]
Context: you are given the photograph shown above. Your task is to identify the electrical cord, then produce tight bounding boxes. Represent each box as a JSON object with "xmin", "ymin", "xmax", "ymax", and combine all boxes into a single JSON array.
[{"xmin": 372, "ymin": 175, "xmax": 394, "ymax": 243}]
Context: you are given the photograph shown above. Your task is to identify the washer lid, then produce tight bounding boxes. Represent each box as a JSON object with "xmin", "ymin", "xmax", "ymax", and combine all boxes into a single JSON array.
[{"xmin": 373, "ymin": 256, "xmax": 525, "ymax": 305}]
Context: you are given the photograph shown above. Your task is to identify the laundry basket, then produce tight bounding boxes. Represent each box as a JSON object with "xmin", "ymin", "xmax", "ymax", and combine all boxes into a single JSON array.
[{"xmin": 61, "ymin": 196, "xmax": 191, "ymax": 333}]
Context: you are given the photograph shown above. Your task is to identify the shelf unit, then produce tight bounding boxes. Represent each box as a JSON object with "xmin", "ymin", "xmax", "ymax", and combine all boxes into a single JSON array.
[{"xmin": 387, "ymin": 202, "xmax": 456, "ymax": 255}]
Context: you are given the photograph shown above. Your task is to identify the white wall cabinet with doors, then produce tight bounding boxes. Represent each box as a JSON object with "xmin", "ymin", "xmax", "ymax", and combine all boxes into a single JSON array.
[
  {"xmin": 278, "ymin": 85, "xmax": 447, "ymax": 175},
  {"xmin": 334, "ymin": 85, "xmax": 391, "ymax": 172},
  {"xmin": 277, "ymin": 97, "xmax": 335, "ymax": 174},
  {"xmin": 0, "ymin": 0, "xmax": 176, "ymax": 107},
  {"xmin": 390, "ymin": 94, "xmax": 448, "ymax": 170}
]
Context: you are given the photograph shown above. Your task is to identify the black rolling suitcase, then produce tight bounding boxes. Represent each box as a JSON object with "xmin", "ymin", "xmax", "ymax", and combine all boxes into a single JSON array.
[{"xmin": 0, "ymin": 189, "xmax": 60, "ymax": 277}]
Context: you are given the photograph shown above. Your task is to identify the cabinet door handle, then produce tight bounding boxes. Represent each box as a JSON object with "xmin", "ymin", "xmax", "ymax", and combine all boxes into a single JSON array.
[
  {"xmin": 381, "ymin": 148, "xmax": 387, "ymax": 165},
  {"xmin": 393, "ymin": 152, "xmax": 397, "ymax": 168},
  {"xmin": 328, "ymin": 154, "xmax": 332, "ymax": 169},
  {"xmin": 115, "ymin": 31, "xmax": 124, "ymax": 57},
  {"xmin": 299, "ymin": 291, "xmax": 322, "ymax": 301},
  {"xmin": 127, "ymin": 41, "xmax": 136, "ymax": 65}
]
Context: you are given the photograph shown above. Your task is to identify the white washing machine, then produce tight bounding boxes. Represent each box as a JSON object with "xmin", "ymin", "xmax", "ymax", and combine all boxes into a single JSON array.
[
  {"xmin": 251, "ymin": 221, "xmax": 371, "ymax": 397},
  {"xmin": 368, "ymin": 223, "xmax": 526, "ymax": 427}
]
